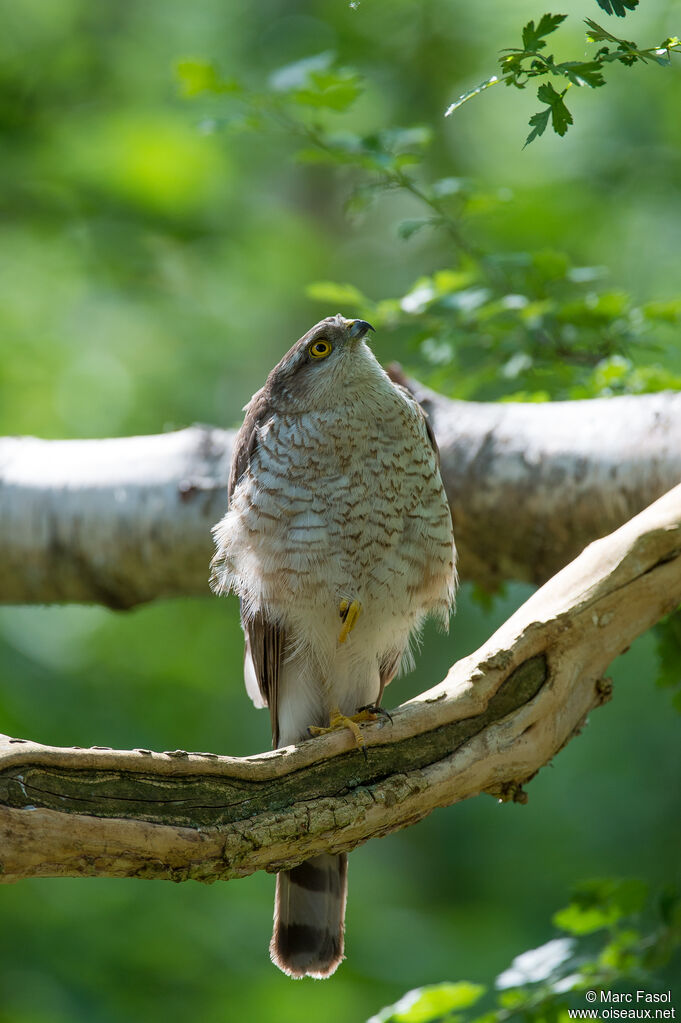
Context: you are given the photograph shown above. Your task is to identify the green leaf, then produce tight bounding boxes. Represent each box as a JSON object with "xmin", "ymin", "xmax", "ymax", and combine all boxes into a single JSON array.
[
  {"xmin": 599, "ymin": 928, "xmax": 643, "ymax": 973},
  {"xmin": 433, "ymin": 269, "xmax": 474, "ymax": 293},
  {"xmin": 554, "ymin": 906, "xmax": 614, "ymax": 937},
  {"xmin": 400, "ymin": 279, "xmax": 437, "ymax": 314},
  {"xmin": 440, "ymin": 287, "xmax": 491, "ymax": 314},
  {"xmin": 522, "ymin": 14, "xmax": 568, "ymax": 52},
  {"xmin": 384, "ymin": 126, "xmax": 434, "ymax": 153},
  {"xmin": 381, "ymin": 982, "xmax": 486, "ymax": 1023},
  {"xmin": 619, "ymin": 364, "xmax": 681, "ymax": 395},
  {"xmin": 305, "ymin": 281, "xmax": 369, "ymax": 310},
  {"xmin": 584, "ymin": 19, "xmax": 622, "ymax": 44},
  {"xmin": 535, "ymin": 80, "xmax": 560, "ymax": 106},
  {"xmin": 584, "ymin": 19, "xmax": 639, "ymax": 58},
  {"xmin": 397, "ymin": 219, "xmax": 432, "ymax": 240},
  {"xmin": 269, "ymin": 53, "xmax": 363, "ymax": 111},
  {"xmin": 560, "ymin": 61, "xmax": 606, "ymax": 87},
  {"xmin": 344, "ymin": 186, "xmax": 375, "ymax": 217},
  {"xmin": 496, "ymin": 937, "xmax": 576, "ymax": 988},
  {"xmin": 553, "ymin": 879, "xmax": 648, "ymax": 935},
  {"xmin": 532, "ymin": 249, "xmax": 571, "ymax": 280},
  {"xmin": 293, "ymin": 69, "xmax": 363, "ymax": 111},
  {"xmin": 596, "ymin": 0, "xmax": 639, "ymax": 17},
  {"xmin": 558, "ymin": 290, "xmax": 628, "ymax": 324},
  {"xmin": 591, "ymin": 354, "xmax": 632, "ymax": 392},
  {"xmin": 301, "ymin": 131, "xmax": 365, "ymax": 166},
  {"xmin": 525, "ymin": 82, "xmax": 574, "ymax": 145},
  {"xmin": 525, "ymin": 107, "xmax": 551, "ymax": 146},
  {"xmin": 497, "ymin": 989, "xmax": 530, "ymax": 1009},
  {"xmin": 642, "ymin": 299, "xmax": 681, "ymax": 323},
  {"xmin": 269, "ymin": 52, "xmax": 334, "ymax": 91},
  {"xmin": 393, "ymin": 152, "xmax": 423, "ymax": 169},
  {"xmin": 537, "ymin": 82, "xmax": 574, "ymax": 135},
  {"xmin": 175, "ymin": 60, "xmax": 240, "ymax": 97},
  {"xmin": 421, "ymin": 337, "xmax": 454, "ymax": 366},
  {"xmin": 431, "ymin": 177, "xmax": 467, "ymax": 198}
]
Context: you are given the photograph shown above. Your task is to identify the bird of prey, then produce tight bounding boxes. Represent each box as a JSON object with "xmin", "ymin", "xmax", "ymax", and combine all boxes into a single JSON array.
[{"xmin": 211, "ymin": 314, "xmax": 456, "ymax": 979}]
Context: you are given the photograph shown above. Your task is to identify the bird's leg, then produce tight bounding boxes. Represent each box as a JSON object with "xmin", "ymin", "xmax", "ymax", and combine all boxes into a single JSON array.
[
  {"xmin": 356, "ymin": 704, "xmax": 393, "ymax": 724},
  {"xmin": 308, "ymin": 707, "xmax": 365, "ymax": 748},
  {"xmin": 308, "ymin": 702, "xmax": 391, "ymax": 758},
  {"xmin": 338, "ymin": 599, "xmax": 362, "ymax": 644}
]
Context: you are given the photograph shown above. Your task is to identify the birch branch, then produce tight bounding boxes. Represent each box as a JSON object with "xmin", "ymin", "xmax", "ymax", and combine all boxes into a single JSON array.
[
  {"xmin": 2, "ymin": 481, "xmax": 680, "ymax": 884},
  {"xmin": 2, "ymin": 387, "xmax": 680, "ymax": 607}
]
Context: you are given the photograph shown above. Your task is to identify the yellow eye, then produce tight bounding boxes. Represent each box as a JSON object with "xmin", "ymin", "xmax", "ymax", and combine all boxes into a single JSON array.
[{"xmin": 308, "ymin": 339, "xmax": 332, "ymax": 360}]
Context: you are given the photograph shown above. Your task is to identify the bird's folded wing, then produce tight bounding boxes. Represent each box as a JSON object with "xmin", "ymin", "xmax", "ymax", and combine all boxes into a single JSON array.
[{"xmin": 244, "ymin": 611, "xmax": 285, "ymax": 747}]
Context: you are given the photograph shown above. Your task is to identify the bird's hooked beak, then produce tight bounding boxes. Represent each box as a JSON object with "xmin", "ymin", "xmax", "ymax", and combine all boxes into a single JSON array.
[{"xmin": 347, "ymin": 319, "xmax": 375, "ymax": 340}]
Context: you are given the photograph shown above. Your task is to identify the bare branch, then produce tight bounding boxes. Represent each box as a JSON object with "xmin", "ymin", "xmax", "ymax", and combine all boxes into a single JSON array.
[
  {"xmin": 2, "ymin": 481, "xmax": 680, "ymax": 884},
  {"xmin": 0, "ymin": 426, "xmax": 231, "ymax": 608},
  {"xmin": 2, "ymin": 389, "xmax": 680, "ymax": 606}
]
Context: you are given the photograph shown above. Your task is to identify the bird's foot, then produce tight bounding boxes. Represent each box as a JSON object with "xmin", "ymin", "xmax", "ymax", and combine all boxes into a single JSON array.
[
  {"xmin": 357, "ymin": 703, "xmax": 393, "ymax": 724},
  {"xmin": 308, "ymin": 705, "xmax": 377, "ymax": 759},
  {"xmin": 338, "ymin": 599, "xmax": 362, "ymax": 644}
]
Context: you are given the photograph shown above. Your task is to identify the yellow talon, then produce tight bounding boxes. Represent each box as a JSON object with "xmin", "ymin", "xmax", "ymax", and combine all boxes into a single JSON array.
[
  {"xmin": 309, "ymin": 707, "xmax": 366, "ymax": 748},
  {"xmin": 338, "ymin": 599, "xmax": 362, "ymax": 644}
]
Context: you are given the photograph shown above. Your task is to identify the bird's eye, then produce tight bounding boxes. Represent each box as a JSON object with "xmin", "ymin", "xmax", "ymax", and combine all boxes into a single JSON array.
[{"xmin": 308, "ymin": 339, "xmax": 332, "ymax": 360}]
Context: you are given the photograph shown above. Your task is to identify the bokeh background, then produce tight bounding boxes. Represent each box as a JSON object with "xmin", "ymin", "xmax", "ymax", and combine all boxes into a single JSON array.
[{"xmin": 1, "ymin": 1, "xmax": 680, "ymax": 1021}]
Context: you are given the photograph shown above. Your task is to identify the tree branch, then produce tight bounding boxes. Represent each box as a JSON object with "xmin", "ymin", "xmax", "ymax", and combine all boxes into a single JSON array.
[
  {"xmin": 2, "ymin": 482, "xmax": 680, "ymax": 884},
  {"xmin": 2, "ymin": 387, "xmax": 680, "ymax": 607},
  {"xmin": 414, "ymin": 381, "xmax": 681, "ymax": 588}
]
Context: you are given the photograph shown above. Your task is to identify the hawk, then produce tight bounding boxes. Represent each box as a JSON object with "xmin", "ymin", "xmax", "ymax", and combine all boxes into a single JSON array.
[{"xmin": 211, "ymin": 314, "xmax": 456, "ymax": 978}]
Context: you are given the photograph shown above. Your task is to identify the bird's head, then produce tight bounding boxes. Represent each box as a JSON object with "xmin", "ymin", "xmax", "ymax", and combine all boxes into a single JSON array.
[{"xmin": 263, "ymin": 314, "xmax": 377, "ymax": 411}]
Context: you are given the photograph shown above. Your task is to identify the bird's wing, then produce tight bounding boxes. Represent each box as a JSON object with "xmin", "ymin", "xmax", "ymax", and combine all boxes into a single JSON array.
[
  {"xmin": 377, "ymin": 649, "xmax": 402, "ymax": 705},
  {"xmin": 224, "ymin": 390, "xmax": 286, "ymax": 746},
  {"xmin": 228, "ymin": 387, "xmax": 267, "ymax": 502},
  {"xmin": 244, "ymin": 610, "xmax": 285, "ymax": 747},
  {"xmin": 420, "ymin": 404, "xmax": 440, "ymax": 465},
  {"xmin": 210, "ymin": 390, "xmax": 267, "ymax": 596},
  {"xmin": 392, "ymin": 381, "xmax": 441, "ymax": 466}
]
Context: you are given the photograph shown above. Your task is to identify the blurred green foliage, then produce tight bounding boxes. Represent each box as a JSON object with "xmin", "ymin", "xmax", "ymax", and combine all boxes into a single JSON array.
[
  {"xmin": 374, "ymin": 881, "xmax": 681, "ymax": 1023},
  {"xmin": 177, "ymin": 26, "xmax": 681, "ymax": 403},
  {"xmin": 654, "ymin": 609, "xmax": 681, "ymax": 713},
  {"xmin": 0, "ymin": 0, "xmax": 680, "ymax": 1021}
]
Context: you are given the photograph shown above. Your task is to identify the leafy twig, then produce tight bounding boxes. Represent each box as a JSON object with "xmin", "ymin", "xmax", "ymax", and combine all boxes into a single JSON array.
[{"xmin": 445, "ymin": 14, "xmax": 681, "ymax": 146}]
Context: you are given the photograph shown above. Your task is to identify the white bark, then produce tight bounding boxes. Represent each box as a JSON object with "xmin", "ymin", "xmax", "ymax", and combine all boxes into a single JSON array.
[
  {"xmin": 0, "ymin": 427, "xmax": 232, "ymax": 607},
  {"xmin": 1, "ymin": 385, "xmax": 681, "ymax": 605},
  {"xmin": 413, "ymin": 380, "xmax": 681, "ymax": 587},
  {"xmin": 2, "ymin": 481, "xmax": 680, "ymax": 883}
]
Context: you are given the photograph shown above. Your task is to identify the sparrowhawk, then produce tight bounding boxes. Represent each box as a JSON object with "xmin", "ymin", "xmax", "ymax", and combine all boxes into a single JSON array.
[{"xmin": 211, "ymin": 314, "xmax": 457, "ymax": 978}]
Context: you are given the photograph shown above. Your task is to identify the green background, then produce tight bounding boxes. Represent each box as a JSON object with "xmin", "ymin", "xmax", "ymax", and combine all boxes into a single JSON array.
[{"xmin": 0, "ymin": 1, "xmax": 680, "ymax": 1020}]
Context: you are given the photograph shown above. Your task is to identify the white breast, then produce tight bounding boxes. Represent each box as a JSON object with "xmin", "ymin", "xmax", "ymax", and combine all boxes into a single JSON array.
[{"xmin": 216, "ymin": 376, "xmax": 455, "ymax": 654}]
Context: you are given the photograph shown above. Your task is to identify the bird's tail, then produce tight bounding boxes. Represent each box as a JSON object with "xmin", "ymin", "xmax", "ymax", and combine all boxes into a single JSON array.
[{"xmin": 270, "ymin": 853, "xmax": 347, "ymax": 979}]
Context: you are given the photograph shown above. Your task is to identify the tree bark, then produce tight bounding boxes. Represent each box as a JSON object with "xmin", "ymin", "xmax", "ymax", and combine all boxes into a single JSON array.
[
  {"xmin": 1, "ymin": 385, "xmax": 680, "ymax": 607},
  {"xmin": 2, "ymin": 481, "xmax": 680, "ymax": 884}
]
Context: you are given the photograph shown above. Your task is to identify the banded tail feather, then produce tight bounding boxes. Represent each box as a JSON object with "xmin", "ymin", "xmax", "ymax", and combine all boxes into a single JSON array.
[{"xmin": 270, "ymin": 852, "xmax": 348, "ymax": 979}]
